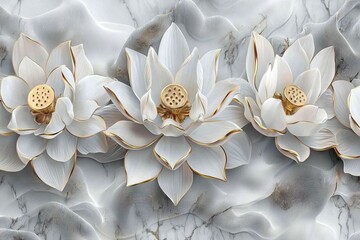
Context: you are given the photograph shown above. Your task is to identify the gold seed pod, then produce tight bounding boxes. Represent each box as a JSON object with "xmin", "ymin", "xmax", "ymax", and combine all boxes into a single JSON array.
[
  {"xmin": 160, "ymin": 84, "xmax": 188, "ymax": 109},
  {"xmin": 282, "ymin": 85, "xmax": 307, "ymax": 114},
  {"xmin": 28, "ymin": 84, "xmax": 55, "ymax": 113}
]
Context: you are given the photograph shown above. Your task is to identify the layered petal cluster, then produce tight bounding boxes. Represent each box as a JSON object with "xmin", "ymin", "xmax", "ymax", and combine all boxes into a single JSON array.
[
  {"xmin": 332, "ymin": 79, "xmax": 360, "ymax": 175},
  {"xmin": 237, "ymin": 32, "xmax": 336, "ymax": 162},
  {"xmin": 0, "ymin": 34, "xmax": 112, "ymax": 190},
  {"xmin": 104, "ymin": 23, "xmax": 251, "ymax": 205}
]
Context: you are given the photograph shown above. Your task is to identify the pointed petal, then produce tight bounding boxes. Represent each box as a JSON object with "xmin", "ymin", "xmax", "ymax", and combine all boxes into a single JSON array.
[
  {"xmin": 158, "ymin": 23, "xmax": 190, "ymax": 76},
  {"xmin": 140, "ymin": 90, "xmax": 157, "ymax": 121},
  {"xmin": 315, "ymin": 88, "xmax": 334, "ymax": 119},
  {"xmin": 298, "ymin": 128, "xmax": 336, "ymax": 150},
  {"xmin": 297, "ymin": 34, "xmax": 315, "ymax": 60},
  {"xmin": 105, "ymin": 120, "xmax": 159, "ymax": 149},
  {"xmin": 283, "ymin": 39, "xmax": 310, "ymax": 80},
  {"xmin": 8, "ymin": 106, "xmax": 38, "ymax": 134},
  {"xmin": 261, "ymin": 98, "xmax": 287, "ymax": 131},
  {"xmin": 12, "ymin": 34, "xmax": 48, "ymax": 75},
  {"xmin": 67, "ymin": 115, "xmax": 105, "ymax": 138},
  {"xmin": 154, "ymin": 136, "xmax": 191, "ymax": 170},
  {"xmin": 75, "ymin": 75, "xmax": 112, "ymax": 106},
  {"xmin": 41, "ymin": 112, "xmax": 65, "ymax": 137},
  {"xmin": 273, "ymin": 56, "xmax": 293, "ymax": 94},
  {"xmin": 187, "ymin": 121, "xmax": 241, "ymax": 146},
  {"xmin": 336, "ymin": 129, "xmax": 360, "ymax": 159},
  {"xmin": 201, "ymin": 49, "xmax": 221, "ymax": 95},
  {"xmin": 258, "ymin": 65, "xmax": 276, "ymax": 104},
  {"xmin": 46, "ymin": 66, "xmax": 66, "ymax": 98},
  {"xmin": 294, "ymin": 69, "xmax": 321, "ymax": 104},
  {"xmin": 189, "ymin": 91, "xmax": 207, "ymax": 121},
  {"xmin": 310, "ymin": 46, "xmax": 335, "ymax": 95},
  {"xmin": 95, "ymin": 104, "xmax": 127, "ymax": 129},
  {"xmin": 125, "ymin": 147, "xmax": 163, "ymax": 186},
  {"xmin": 55, "ymin": 97, "xmax": 74, "ymax": 126},
  {"xmin": 46, "ymin": 41, "xmax": 73, "ymax": 77},
  {"xmin": 104, "ymin": 81, "xmax": 142, "ymax": 123},
  {"xmin": 18, "ymin": 57, "xmax": 46, "ymax": 88},
  {"xmin": 210, "ymin": 105, "xmax": 248, "ymax": 128},
  {"xmin": 222, "ymin": 132, "xmax": 251, "ymax": 169},
  {"xmin": 77, "ymin": 133, "xmax": 108, "ymax": 155},
  {"xmin": 73, "ymin": 100, "xmax": 99, "ymax": 121},
  {"xmin": 17, "ymin": 134, "xmax": 46, "ymax": 163},
  {"xmin": 84, "ymin": 138, "xmax": 125, "ymax": 163},
  {"xmin": 287, "ymin": 109, "xmax": 327, "ymax": 136},
  {"xmin": 187, "ymin": 143, "xmax": 226, "ymax": 181},
  {"xmin": 126, "ymin": 48, "xmax": 147, "ymax": 99},
  {"xmin": 71, "ymin": 44, "xmax": 94, "ymax": 80},
  {"xmin": 1, "ymin": 76, "xmax": 29, "ymax": 109},
  {"xmin": 342, "ymin": 158, "xmax": 360, "ymax": 176},
  {"xmin": 175, "ymin": 48, "xmax": 200, "ymax": 102},
  {"xmin": 0, "ymin": 135, "xmax": 27, "ymax": 171},
  {"xmin": 333, "ymin": 80, "xmax": 352, "ymax": 128},
  {"xmin": 286, "ymin": 105, "xmax": 320, "ymax": 123},
  {"xmin": 276, "ymin": 133, "xmax": 310, "ymax": 162},
  {"xmin": 61, "ymin": 66, "xmax": 76, "ymax": 93},
  {"xmin": 32, "ymin": 153, "xmax": 75, "ymax": 191},
  {"xmin": 46, "ymin": 130, "xmax": 77, "ymax": 162},
  {"xmin": 157, "ymin": 163, "xmax": 193, "ymax": 206},
  {"xmin": 246, "ymin": 32, "xmax": 274, "ymax": 90},
  {"xmin": 145, "ymin": 48, "xmax": 173, "ymax": 105}
]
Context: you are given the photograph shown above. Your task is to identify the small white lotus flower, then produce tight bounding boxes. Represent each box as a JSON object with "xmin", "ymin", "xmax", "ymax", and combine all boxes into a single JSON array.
[
  {"xmin": 104, "ymin": 23, "xmax": 251, "ymax": 205},
  {"xmin": 237, "ymin": 32, "xmax": 336, "ymax": 162},
  {"xmin": 332, "ymin": 79, "xmax": 360, "ymax": 175},
  {"xmin": 0, "ymin": 34, "xmax": 112, "ymax": 190}
]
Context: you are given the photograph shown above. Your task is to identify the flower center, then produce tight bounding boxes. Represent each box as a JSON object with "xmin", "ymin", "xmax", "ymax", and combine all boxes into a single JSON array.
[
  {"xmin": 274, "ymin": 85, "xmax": 307, "ymax": 115},
  {"xmin": 28, "ymin": 84, "xmax": 56, "ymax": 124},
  {"xmin": 157, "ymin": 84, "xmax": 191, "ymax": 123}
]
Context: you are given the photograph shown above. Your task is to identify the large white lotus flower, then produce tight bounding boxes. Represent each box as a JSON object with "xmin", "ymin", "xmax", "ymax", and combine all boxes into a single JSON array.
[
  {"xmin": 237, "ymin": 32, "xmax": 336, "ymax": 162},
  {"xmin": 0, "ymin": 34, "xmax": 112, "ymax": 190},
  {"xmin": 104, "ymin": 23, "xmax": 251, "ymax": 205},
  {"xmin": 332, "ymin": 79, "xmax": 360, "ymax": 175}
]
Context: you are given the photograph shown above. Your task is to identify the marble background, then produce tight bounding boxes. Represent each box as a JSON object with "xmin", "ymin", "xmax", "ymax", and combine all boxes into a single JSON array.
[{"xmin": 0, "ymin": 0, "xmax": 360, "ymax": 239}]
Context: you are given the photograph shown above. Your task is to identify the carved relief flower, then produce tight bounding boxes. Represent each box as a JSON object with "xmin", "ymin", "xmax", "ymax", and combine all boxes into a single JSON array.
[
  {"xmin": 237, "ymin": 32, "xmax": 336, "ymax": 162},
  {"xmin": 104, "ymin": 23, "xmax": 251, "ymax": 205},
  {"xmin": 0, "ymin": 34, "xmax": 112, "ymax": 190}
]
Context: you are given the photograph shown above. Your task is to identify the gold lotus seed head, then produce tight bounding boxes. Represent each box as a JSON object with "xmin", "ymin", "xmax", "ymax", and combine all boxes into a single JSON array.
[
  {"xmin": 160, "ymin": 84, "xmax": 188, "ymax": 109},
  {"xmin": 28, "ymin": 84, "xmax": 55, "ymax": 113},
  {"xmin": 282, "ymin": 85, "xmax": 307, "ymax": 114}
]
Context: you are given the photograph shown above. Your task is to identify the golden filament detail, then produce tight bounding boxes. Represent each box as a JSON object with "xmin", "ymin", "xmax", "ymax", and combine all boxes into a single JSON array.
[
  {"xmin": 274, "ymin": 85, "xmax": 307, "ymax": 115},
  {"xmin": 158, "ymin": 84, "xmax": 190, "ymax": 123},
  {"xmin": 28, "ymin": 84, "xmax": 56, "ymax": 124}
]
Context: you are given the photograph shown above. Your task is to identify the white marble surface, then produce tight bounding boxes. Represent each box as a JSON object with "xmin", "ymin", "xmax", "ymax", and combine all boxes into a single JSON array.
[{"xmin": 0, "ymin": 0, "xmax": 360, "ymax": 239}]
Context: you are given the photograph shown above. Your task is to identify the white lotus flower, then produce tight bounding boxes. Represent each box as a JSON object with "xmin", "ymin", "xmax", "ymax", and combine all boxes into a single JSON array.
[
  {"xmin": 0, "ymin": 34, "xmax": 112, "ymax": 190},
  {"xmin": 332, "ymin": 79, "xmax": 360, "ymax": 175},
  {"xmin": 104, "ymin": 23, "xmax": 251, "ymax": 205},
  {"xmin": 236, "ymin": 32, "xmax": 336, "ymax": 162}
]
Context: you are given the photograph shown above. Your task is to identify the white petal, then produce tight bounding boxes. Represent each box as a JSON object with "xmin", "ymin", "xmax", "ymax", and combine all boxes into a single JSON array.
[
  {"xmin": 349, "ymin": 86, "xmax": 360, "ymax": 127},
  {"xmin": 8, "ymin": 106, "xmax": 39, "ymax": 134},
  {"xmin": 158, "ymin": 23, "xmax": 190, "ymax": 76},
  {"xmin": 144, "ymin": 119, "xmax": 186, "ymax": 137},
  {"xmin": 17, "ymin": 134, "xmax": 46, "ymax": 163},
  {"xmin": 332, "ymin": 80, "xmax": 352, "ymax": 128},
  {"xmin": 104, "ymin": 81, "xmax": 142, "ymax": 123},
  {"xmin": 145, "ymin": 48, "xmax": 173, "ymax": 105},
  {"xmin": 297, "ymin": 34, "xmax": 315, "ymax": 61},
  {"xmin": 125, "ymin": 147, "xmax": 163, "ymax": 186},
  {"xmin": 273, "ymin": 56, "xmax": 293, "ymax": 94},
  {"xmin": 46, "ymin": 66, "xmax": 66, "ymax": 98},
  {"xmin": 46, "ymin": 130, "xmax": 77, "ymax": 162},
  {"xmin": 12, "ymin": 34, "xmax": 48, "ymax": 75},
  {"xmin": 286, "ymin": 105, "xmax": 320, "ymax": 123},
  {"xmin": 210, "ymin": 105, "xmax": 248, "ymax": 128},
  {"xmin": 95, "ymin": 104, "xmax": 127, "ymax": 129},
  {"xmin": 0, "ymin": 135, "xmax": 27, "ymax": 171},
  {"xmin": 0, "ymin": 105, "xmax": 12, "ymax": 135},
  {"xmin": 140, "ymin": 90, "xmax": 157, "ymax": 121},
  {"xmin": 61, "ymin": 66, "xmax": 76, "ymax": 92},
  {"xmin": 126, "ymin": 48, "xmax": 147, "ymax": 99},
  {"xmin": 315, "ymin": 87, "xmax": 334, "ymax": 119},
  {"xmin": 75, "ymin": 75, "xmax": 112, "ymax": 106},
  {"xmin": 67, "ymin": 115, "xmax": 105, "ymax": 138},
  {"xmin": 84, "ymin": 138, "xmax": 125, "ymax": 163},
  {"xmin": 336, "ymin": 129, "xmax": 360, "ymax": 159},
  {"xmin": 246, "ymin": 32, "xmax": 274, "ymax": 90},
  {"xmin": 298, "ymin": 128, "xmax": 336, "ymax": 150},
  {"xmin": 71, "ymin": 44, "xmax": 94, "ymax": 80},
  {"xmin": 32, "ymin": 152, "xmax": 75, "ymax": 191},
  {"xmin": 222, "ymin": 132, "xmax": 251, "ymax": 169},
  {"xmin": 205, "ymin": 79, "xmax": 240, "ymax": 118},
  {"xmin": 187, "ymin": 121, "xmax": 241, "ymax": 146},
  {"xmin": 187, "ymin": 143, "xmax": 226, "ymax": 181},
  {"xmin": 157, "ymin": 163, "xmax": 193, "ymax": 206},
  {"xmin": 55, "ymin": 97, "xmax": 74, "ymax": 126},
  {"xmin": 294, "ymin": 68, "xmax": 321, "ymax": 104},
  {"xmin": 40, "ymin": 112, "xmax": 65, "ymax": 137},
  {"xmin": 73, "ymin": 100, "xmax": 99, "ymax": 121},
  {"xmin": 18, "ymin": 57, "xmax": 46, "ymax": 88},
  {"xmin": 261, "ymin": 98, "xmax": 287, "ymax": 131},
  {"xmin": 175, "ymin": 48, "xmax": 200, "ymax": 102},
  {"xmin": 77, "ymin": 133, "xmax": 108, "ymax": 155},
  {"xmin": 287, "ymin": 108, "xmax": 327, "ymax": 136},
  {"xmin": 276, "ymin": 132, "xmax": 310, "ymax": 162},
  {"xmin": 201, "ymin": 49, "xmax": 221, "ymax": 95},
  {"xmin": 154, "ymin": 136, "xmax": 191, "ymax": 170},
  {"xmin": 105, "ymin": 120, "xmax": 159, "ymax": 149},
  {"xmin": 233, "ymin": 79, "xmax": 256, "ymax": 104},
  {"xmin": 283, "ymin": 38, "xmax": 310, "ymax": 80},
  {"xmin": 310, "ymin": 46, "xmax": 335, "ymax": 95},
  {"xmin": 349, "ymin": 115, "xmax": 360, "ymax": 137},
  {"xmin": 189, "ymin": 91, "xmax": 207, "ymax": 121},
  {"xmin": 342, "ymin": 158, "xmax": 360, "ymax": 176},
  {"xmin": 257, "ymin": 65, "xmax": 274, "ymax": 103},
  {"xmin": 1, "ymin": 76, "xmax": 29, "ymax": 109},
  {"xmin": 46, "ymin": 41, "xmax": 73, "ymax": 77}
]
